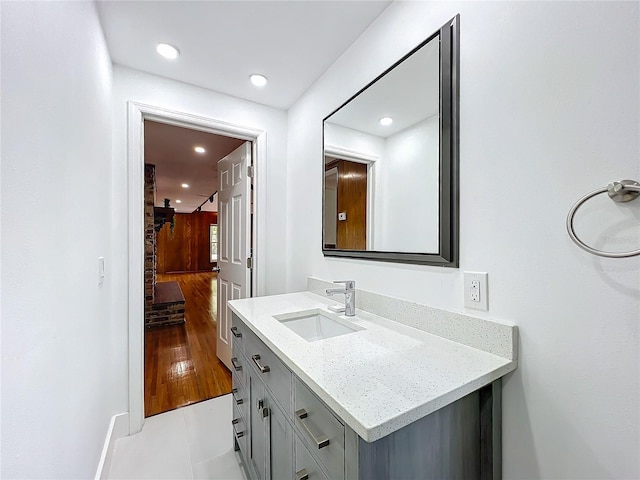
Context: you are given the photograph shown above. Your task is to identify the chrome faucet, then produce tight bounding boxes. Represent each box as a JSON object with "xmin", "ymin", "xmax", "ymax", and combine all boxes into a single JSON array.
[{"xmin": 326, "ymin": 280, "xmax": 356, "ymax": 316}]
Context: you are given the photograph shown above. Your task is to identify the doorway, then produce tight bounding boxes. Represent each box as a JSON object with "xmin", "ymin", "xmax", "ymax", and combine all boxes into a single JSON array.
[
  {"xmin": 127, "ymin": 102, "xmax": 266, "ymax": 433},
  {"xmin": 142, "ymin": 120, "xmax": 247, "ymax": 416}
]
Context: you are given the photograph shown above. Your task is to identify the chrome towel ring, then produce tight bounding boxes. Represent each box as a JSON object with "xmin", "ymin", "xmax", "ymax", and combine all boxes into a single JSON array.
[{"xmin": 566, "ymin": 179, "xmax": 640, "ymax": 258}]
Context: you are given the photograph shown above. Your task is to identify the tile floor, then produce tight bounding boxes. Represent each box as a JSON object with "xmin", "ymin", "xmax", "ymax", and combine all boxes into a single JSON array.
[{"xmin": 108, "ymin": 394, "xmax": 246, "ymax": 480}]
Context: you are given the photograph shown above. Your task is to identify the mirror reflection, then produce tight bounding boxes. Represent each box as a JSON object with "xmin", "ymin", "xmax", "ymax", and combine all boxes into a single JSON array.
[
  {"xmin": 322, "ymin": 16, "xmax": 458, "ymax": 266},
  {"xmin": 324, "ymin": 34, "xmax": 439, "ymax": 252}
]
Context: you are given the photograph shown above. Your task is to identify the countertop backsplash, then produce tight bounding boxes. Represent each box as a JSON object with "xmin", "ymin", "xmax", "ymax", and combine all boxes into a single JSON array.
[{"xmin": 307, "ymin": 276, "xmax": 518, "ymax": 361}]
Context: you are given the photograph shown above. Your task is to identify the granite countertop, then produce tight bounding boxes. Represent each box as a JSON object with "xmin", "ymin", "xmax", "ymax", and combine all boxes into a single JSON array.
[{"xmin": 229, "ymin": 291, "xmax": 517, "ymax": 442}]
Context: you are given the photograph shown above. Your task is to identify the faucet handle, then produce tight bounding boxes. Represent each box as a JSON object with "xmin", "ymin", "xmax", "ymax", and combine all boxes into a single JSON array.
[{"xmin": 333, "ymin": 280, "xmax": 355, "ymax": 289}]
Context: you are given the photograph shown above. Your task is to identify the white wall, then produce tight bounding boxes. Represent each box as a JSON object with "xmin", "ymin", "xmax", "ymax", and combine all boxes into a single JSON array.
[
  {"xmin": 1, "ymin": 2, "xmax": 117, "ymax": 478},
  {"xmin": 324, "ymin": 122, "xmax": 385, "ymax": 158},
  {"xmin": 287, "ymin": 2, "xmax": 639, "ymax": 478},
  {"xmin": 378, "ymin": 116, "xmax": 439, "ymax": 252}
]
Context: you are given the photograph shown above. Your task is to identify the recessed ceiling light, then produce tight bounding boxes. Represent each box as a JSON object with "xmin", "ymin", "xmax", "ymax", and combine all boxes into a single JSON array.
[
  {"xmin": 176, "ymin": 199, "xmax": 182, "ymax": 204},
  {"xmin": 250, "ymin": 74, "xmax": 268, "ymax": 87},
  {"xmin": 379, "ymin": 116, "xmax": 393, "ymax": 126},
  {"xmin": 194, "ymin": 146, "xmax": 206, "ymax": 154},
  {"xmin": 181, "ymin": 183, "xmax": 189, "ymax": 188},
  {"xmin": 156, "ymin": 43, "xmax": 179, "ymax": 60}
]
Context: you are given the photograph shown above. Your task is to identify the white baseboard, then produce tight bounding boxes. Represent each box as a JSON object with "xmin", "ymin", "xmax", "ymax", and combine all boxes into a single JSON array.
[{"xmin": 95, "ymin": 412, "xmax": 129, "ymax": 479}]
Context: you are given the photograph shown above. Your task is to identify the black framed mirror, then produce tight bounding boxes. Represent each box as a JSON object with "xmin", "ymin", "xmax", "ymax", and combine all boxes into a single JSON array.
[{"xmin": 322, "ymin": 15, "xmax": 459, "ymax": 267}]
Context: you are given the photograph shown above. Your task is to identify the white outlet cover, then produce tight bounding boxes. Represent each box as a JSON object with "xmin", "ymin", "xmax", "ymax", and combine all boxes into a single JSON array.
[{"xmin": 464, "ymin": 271, "xmax": 488, "ymax": 310}]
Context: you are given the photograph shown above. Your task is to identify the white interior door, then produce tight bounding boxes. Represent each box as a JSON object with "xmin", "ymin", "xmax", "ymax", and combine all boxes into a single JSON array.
[{"xmin": 217, "ymin": 142, "xmax": 252, "ymax": 370}]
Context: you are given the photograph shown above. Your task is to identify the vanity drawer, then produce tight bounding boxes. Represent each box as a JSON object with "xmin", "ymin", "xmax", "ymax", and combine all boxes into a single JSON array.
[
  {"xmin": 232, "ymin": 401, "xmax": 248, "ymax": 459},
  {"xmin": 231, "ymin": 376, "xmax": 249, "ymax": 422},
  {"xmin": 294, "ymin": 378, "xmax": 345, "ymax": 480},
  {"xmin": 230, "ymin": 353, "xmax": 247, "ymax": 387},
  {"xmin": 245, "ymin": 329, "xmax": 292, "ymax": 414},
  {"xmin": 295, "ymin": 436, "xmax": 329, "ymax": 480},
  {"xmin": 231, "ymin": 313, "xmax": 248, "ymax": 354}
]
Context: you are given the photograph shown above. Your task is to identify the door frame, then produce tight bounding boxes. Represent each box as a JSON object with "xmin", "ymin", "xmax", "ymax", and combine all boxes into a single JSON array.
[{"xmin": 126, "ymin": 101, "xmax": 266, "ymax": 434}]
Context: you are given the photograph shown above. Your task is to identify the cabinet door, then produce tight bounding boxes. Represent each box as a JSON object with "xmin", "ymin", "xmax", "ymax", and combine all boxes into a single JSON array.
[
  {"xmin": 250, "ymin": 373, "xmax": 268, "ymax": 480},
  {"xmin": 269, "ymin": 391, "xmax": 293, "ymax": 480}
]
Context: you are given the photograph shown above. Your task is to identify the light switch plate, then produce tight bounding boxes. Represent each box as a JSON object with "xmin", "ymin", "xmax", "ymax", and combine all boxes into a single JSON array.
[{"xmin": 464, "ymin": 271, "xmax": 488, "ymax": 310}]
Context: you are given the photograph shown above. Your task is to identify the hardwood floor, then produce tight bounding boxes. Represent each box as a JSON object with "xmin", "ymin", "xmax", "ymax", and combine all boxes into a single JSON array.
[{"xmin": 145, "ymin": 271, "xmax": 232, "ymax": 417}]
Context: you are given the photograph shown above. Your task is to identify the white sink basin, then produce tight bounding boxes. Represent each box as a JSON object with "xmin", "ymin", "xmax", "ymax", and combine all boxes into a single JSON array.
[{"xmin": 273, "ymin": 308, "xmax": 364, "ymax": 342}]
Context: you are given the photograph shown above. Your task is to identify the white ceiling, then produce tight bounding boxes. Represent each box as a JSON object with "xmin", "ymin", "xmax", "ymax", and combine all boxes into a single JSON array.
[
  {"xmin": 96, "ymin": 0, "xmax": 392, "ymax": 110},
  {"xmin": 144, "ymin": 120, "xmax": 245, "ymax": 214},
  {"xmin": 99, "ymin": 1, "xmax": 391, "ymax": 211}
]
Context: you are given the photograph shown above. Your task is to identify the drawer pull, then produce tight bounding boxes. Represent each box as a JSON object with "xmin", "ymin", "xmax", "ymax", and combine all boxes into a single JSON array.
[
  {"xmin": 231, "ymin": 419, "xmax": 244, "ymax": 438},
  {"xmin": 231, "ymin": 357, "xmax": 242, "ymax": 371},
  {"xmin": 231, "ymin": 389, "xmax": 243, "ymax": 405},
  {"xmin": 295, "ymin": 409, "xmax": 330, "ymax": 449},
  {"xmin": 295, "ymin": 469, "xmax": 309, "ymax": 480},
  {"xmin": 251, "ymin": 354, "xmax": 270, "ymax": 373},
  {"xmin": 231, "ymin": 326, "xmax": 242, "ymax": 338}
]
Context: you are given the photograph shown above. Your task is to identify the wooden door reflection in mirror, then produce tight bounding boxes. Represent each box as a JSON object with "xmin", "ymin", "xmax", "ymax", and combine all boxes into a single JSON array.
[{"xmin": 324, "ymin": 158, "xmax": 368, "ymax": 250}]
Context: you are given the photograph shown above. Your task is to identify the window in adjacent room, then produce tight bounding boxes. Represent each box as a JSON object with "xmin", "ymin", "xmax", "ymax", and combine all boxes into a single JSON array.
[{"xmin": 210, "ymin": 224, "xmax": 218, "ymax": 262}]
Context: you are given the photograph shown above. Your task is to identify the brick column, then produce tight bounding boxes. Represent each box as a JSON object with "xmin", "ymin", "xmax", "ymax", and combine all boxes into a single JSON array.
[{"xmin": 144, "ymin": 164, "xmax": 156, "ymax": 325}]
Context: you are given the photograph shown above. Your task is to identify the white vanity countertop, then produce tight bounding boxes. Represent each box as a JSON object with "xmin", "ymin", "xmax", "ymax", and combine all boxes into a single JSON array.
[{"xmin": 229, "ymin": 292, "xmax": 517, "ymax": 442}]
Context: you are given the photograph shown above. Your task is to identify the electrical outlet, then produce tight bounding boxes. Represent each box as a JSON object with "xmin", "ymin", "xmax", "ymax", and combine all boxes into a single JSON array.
[
  {"xmin": 470, "ymin": 280, "xmax": 480, "ymax": 302},
  {"xmin": 464, "ymin": 272, "xmax": 488, "ymax": 310}
]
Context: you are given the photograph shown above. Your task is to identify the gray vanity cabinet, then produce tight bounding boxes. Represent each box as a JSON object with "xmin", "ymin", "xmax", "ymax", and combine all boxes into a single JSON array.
[
  {"xmin": 293, "ymin": 377, "xmax": 345, "ymax": 480},
  {"xmin": 246, "ymin": 370, "xmax": 295, "ymax": 480},
  {"xmin": 231, "ymin": 313, "xmax": 502, "ymax": 480},
  {"xmin": 248, "ymin": 373, "xmax": 268, "ymax": 480},
  {"xmin": 269, "ymin": 390, "xmax": 294, "ymax": 480},
  {"xmin": 232, "ymin": 315, "xmax": 294, "ymax": 480}
]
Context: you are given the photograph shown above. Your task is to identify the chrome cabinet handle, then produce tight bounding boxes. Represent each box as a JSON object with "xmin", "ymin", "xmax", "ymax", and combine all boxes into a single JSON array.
[
  {"xmin": 231, "ymin": 326, "xmax": 242, "ymax": 338},
  {"xmin": 295, "ymin": 469, "xmax": 309, "ymax": 480},
  {"xmin": 295, "ymin": 409, "xmax": 330, "ymax": 449},
  {"xmin": 256, "ymin": 399, "xmax": 269, "ymax": 419},
  {"xmin": 251, "ymin": 354, "xmax": 270, "ymax": 373},
  {"xmin": 231, "ymin": 388, "xmax": 243, "ymax": 405},
  {"xmin": 231, "ymin": 418, "xmax": 244, "ymax": 438},
  {"xmin": 231, "ymin": 357, "xmax": 242, "ymax": 371}
]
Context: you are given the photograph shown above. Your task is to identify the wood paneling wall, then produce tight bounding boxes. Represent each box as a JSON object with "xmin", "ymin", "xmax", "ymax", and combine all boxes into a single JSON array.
[{"xmin": 157, "ymin": 212, "xmax": 217, "ymax": 273}]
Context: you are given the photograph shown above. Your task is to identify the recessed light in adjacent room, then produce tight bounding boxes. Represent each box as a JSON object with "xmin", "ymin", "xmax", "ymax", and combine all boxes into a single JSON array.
[
  {"xmin": 181, "ymin": 183, "xmax": 189, "ymax": 188},
  {"xmin": 156, "ymin": 43, "xmax": 179, "ymax": 60},
  {"xmin": 194, "ymin": 146, "xmax": 206, "ymax": 154},
  {"xmin": 250, "ymin": 74, "xmax": 268, "ymax": 87},
  {"xmin": 176, "ymin": 200, "xmax": 182, "ymax": 204},
  {"xmin": 379, "ymin": 116, "xmax": 393, "ymax": 126}
]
